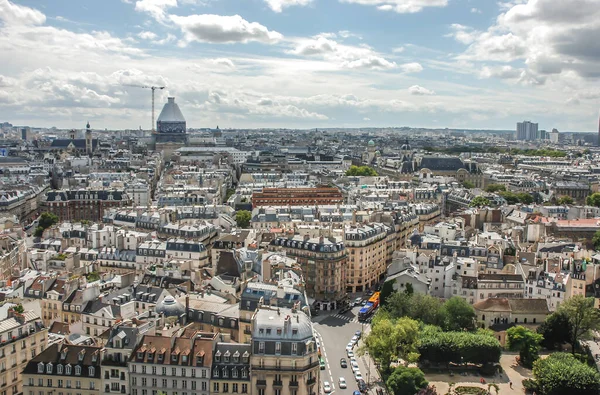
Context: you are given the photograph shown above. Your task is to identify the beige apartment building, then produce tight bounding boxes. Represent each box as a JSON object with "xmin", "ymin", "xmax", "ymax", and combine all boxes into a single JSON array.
[
  {"xmin": 344, "ymin": 223, "xmax": 389, "ymax": 293},
  {"xmin": 251, "ymin": 305, "xmax": 319, "ymax": 395},
  {"xmin": 0, "ymin": 308, "xmax": 48, "ymax": 395},
  {"xmin": 22, "ymin": 344, "xmax": 102, "ymax": 395}
]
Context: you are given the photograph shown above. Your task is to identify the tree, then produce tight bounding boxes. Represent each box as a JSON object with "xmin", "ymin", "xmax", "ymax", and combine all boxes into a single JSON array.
[
  {"xmin": 441, "ymin": 297, "xmax": 476, "ymax": 331},
  {"xmin": 380, "ymin": 280, "xmax": 395, "ymax": 307},
  {"xmin": 532, "ymin": 353, "xmax": 600, "ymax": 395},
  {"xmin": 363, "ymin": 317, "xmax": 420, "ymax": 372},
  {"xmin": 506, "ymin": 325, "xmax": 543, "ymax": 368},
  {"xmin": 35, "ymin": 212, "xmax": 59, "ymax": 237},
  {"xmin": 593, "ymin": 230, "xmax": 600, "ymax": 251},
  {"xmin": 558, "ymin": 195, "xmax": 574, "ymax": 205},
  {"xmin": 345, "ymin": 165, "xmax": 378, "ymax": 177},
  {"xmin": 416, "ymin": 385, "xmax": 439, "ymax": 395},
  {"xmin": 463, "ymin": 181, "xmax": 475, "ymax": 189},
  {"xmin": 386, "ymin": 366, "xmax": 428, "ymax": 395},
  {"xmin": 537, "ymin": 311, "xmax": 572, "ymax": 350},
  {"xmin": 235, "ymin": 210, "xmax": 252, "ymax": 228},
  {"xmin": 405, "ymin": 283, "xmax": 414, "ymax": 296},
  {"xmin": 485, "ymin": 184, "xmax": 506, "ymax": 193},
  {"xmin": 406, "ymin": 293, "xmax": 445, "ymax": 327},
  {"xmin": 418, "ymin": 326, "xmax": 501, "ymax": 365},
  {"xmin": 517, "ymin": 192, "xmax": 534, "ymax": 204},
  {"xmin": 558, "ymin": 296, "xmax": 600, "ymax": 354},
  {"xmin": 12, "ymin": 304, "xmax": 24, "ymax": 314},
  {"xmin": 385, "ymin": 291, "xmax": 412, "ymax": 318},
  {"xmin": 586, "ymin": 192, "xmax": 600, "ymax": 207},
  {"xmin": 469, "ymin": 196, "xmax": 490, "ymax": 208}
]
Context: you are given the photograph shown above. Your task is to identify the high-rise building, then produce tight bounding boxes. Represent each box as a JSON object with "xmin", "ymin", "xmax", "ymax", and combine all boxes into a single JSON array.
[{"xmin": 516, "ymin": 121, "xmax": 539, "ymax": 141}]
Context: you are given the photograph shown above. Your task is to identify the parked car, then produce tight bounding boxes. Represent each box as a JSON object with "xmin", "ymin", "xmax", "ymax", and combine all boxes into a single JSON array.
[
  {"xmin": 357, "ymin": 379, "xmax": 367, "ymax": 393},
  {"xmin": 366, "ymin": 290, "xmax": 374, "ymax": 296},
  {"xmin": 347, "ymin": 350, "xmax": 355, "ymax": 358},
  {"xmin": 351, "ymin": 361, "xmax": 360, "ymax": 372},
  {"xmin": 319, "ymin": 358, "xmax": 326, "ymax": 370},
  {"xmin": 351, "ymin": 335, "xmax": 359, "ymax": 345},
  {"xmin": 340, "ymin": 358, "xmax": 348, "ymax": 368},
  {"xmin": 353, "ymin": 297, "xmax": 363, "ymax": 306},
  {"xmin": 323, "ymin": 382, "xmax": 332, "ymax": 393},
  {"xmin": 361, "ymin": 300, "xmax": 368, "ymax": 306},
  {"xmin": 339, "ymin": 377, "xmax": 347, "ymax": 389},
  {"xmin": 354, "ymin": 371, "xmax": 363, "ymax": 381},
  {"xmin": 355, "ymin": 330, "xmax": 362, "ymax": 339},
  {"xmin": 346, "ymin": 342, "xmax": 354, "ymax": 352}
]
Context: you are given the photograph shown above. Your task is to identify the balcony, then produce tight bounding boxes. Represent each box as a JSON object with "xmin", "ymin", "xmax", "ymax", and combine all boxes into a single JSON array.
[
  {"xmin": 256, "ymin": 380, "xmax": 266, "ymax": 387},
  {"xmin": 289, "ymin": 381, "xmax": 299, "ymax": 388},
  {"xmin": 273, "ymin": 380, "xmax": 283, "ymax": 388},
  {"xmin": 306, "ymin": 377, "xmax": 316, "ymax": 385}
]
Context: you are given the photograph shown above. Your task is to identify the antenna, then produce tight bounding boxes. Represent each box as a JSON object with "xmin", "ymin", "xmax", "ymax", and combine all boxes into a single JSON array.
[{"xmin": 123, "ymin": 84, "xmax": 166, "ymax": 132}]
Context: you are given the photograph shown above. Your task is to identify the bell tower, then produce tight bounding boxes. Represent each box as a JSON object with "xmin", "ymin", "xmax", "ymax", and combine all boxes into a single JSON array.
[{"xmin": 85, "ymin": 121, "xmax": 93, "ymax": 156}]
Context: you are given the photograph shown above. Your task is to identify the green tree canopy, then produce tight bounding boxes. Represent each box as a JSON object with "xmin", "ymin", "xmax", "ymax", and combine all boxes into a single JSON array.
[
  {"xmin": 593, "ymin": 230, "xmax": 600, "ymax": 251},
  {"xmin": 12, "ymin": 304, "xmax": 24, "ymax": 314},
  {"xmin": 532, "ymin": 353, "xmax": 600, "ymax": 395},
  {"xmin": 235, "ymin": 210, "xmax": 252, "ymax": 228},
  {"xmin": 586, "ymin": 192, "xmax": 600, "ymax": 208},
  {"xmin": 441, "ymin": 297, "xmax": 476, "ymax": 331},
  {"xmin": 379, "ymin": 280, "xmax": 395, "ymax": 307},
  {"xmin": 558, "ymin": 195, "xmax": 574, "ymax": 205},
  {"xmin": 484, "ymin": 184, "xmax": 507, "ymax": 193},
  {"xmin": 537, "ymin": 311, "xmax": 572, "ymax": 350},
  {"xmin": 463, "ymin": 181, "xmax": 475, "ymax": 189},
  {"xmin": 35, "ymin": 212, "xmax": 59, "ymax": 237},
  {"xmin": 558, "ymin": 296, "xmax": 600, "ymax": 354},
  {"xmin": 345, "ymin": 165, "xmax": 378, "ymax": 177},
  {"xmin": 469, "ymin": 196, "xmax": 491, "ymax": 208},
  {"xmin": 363, "ymin": 317, "xmax": 420, "ymax": 372},
  {"xmin": 386, "ymin": 366, "xmax": 428, "ymax": 395},
  {"xmin": 506, "ymin": 325, "xmax": 543, "ymax": 368}
]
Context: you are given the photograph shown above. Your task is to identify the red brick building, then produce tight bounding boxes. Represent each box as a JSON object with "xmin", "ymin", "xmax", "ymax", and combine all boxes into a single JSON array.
[
  {"xmin": 44, "ymin": 190, "xmax": 131, "ymax": 222},
  {"xmin": 251, "ymin": 187, "xmax": 343, "ymax": 208}
]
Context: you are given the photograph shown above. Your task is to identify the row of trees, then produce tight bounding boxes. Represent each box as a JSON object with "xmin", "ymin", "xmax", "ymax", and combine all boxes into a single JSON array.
[
  {"xmin": 345, "ymin": 165, "xmax": 378, "ymax": 176},
  {"xmin": 498, "ymin": 190, "xmax": 534, "ymax": 204},
  {"xmin": 418, "ymin": 326, "xmax": 502, "ymax": 365},
  {"xmin": 34, "ymin": 212, "xmax": 59, "ymax": 237}
]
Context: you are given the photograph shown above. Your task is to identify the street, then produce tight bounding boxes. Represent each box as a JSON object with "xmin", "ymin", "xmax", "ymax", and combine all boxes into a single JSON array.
[{"xmin": 312, "ymin": 305, "xmax": 381, "ymax": 395}]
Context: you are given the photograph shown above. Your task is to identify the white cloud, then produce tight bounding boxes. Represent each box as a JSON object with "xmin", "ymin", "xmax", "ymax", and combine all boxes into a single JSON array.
[
  {"xmin": 340, "ymin": 0, "xmax": 448, "ymax": 14},
  {"xmin": 392, "ymin": 46, "xmax": 405, "ymax": 53},
  {"xmin": 363, "ymin": 117, "xmax": 371, "ymax": 121},
  {"xmin": 400, "ymin": 62, "xmax": 423, "ymax": 73},
  {"xmin": 470, "ymin": 7, "xmax": 482, "ymax": 14},
  {"xmin": 0, "ymin": 0, "xmax": 46, "ymax": 25},
  {"xmin": 170, "ymin": 14, "xmax": 283, "ymax": 44},
  {"xmin": 209, "ymin": 58, "xmax": 236, "ymax": 69},
  {"xmin": 137, "ymin": 31, "xmax": 158, "ymax": 40},
  {"xmin": 408, "ymin": 85, "xmax": 435, "ymax": 95},
  {"xmin": 342, "ymin": 56, "xmax": 396, "ymax": 70},
  {"xmin": 134, "ymin": 0, "xmax": 177, "ymax": 21},
  {"xmin": 0, "ymin": 75, "xmax": 16, "ymax": 87},
  {"xmin": 479, "ymin": 65, "xmax": 521, "ymax": 79},
  {"xmin": 445, "ymin": 24, "xmax": 480, "ymax": 45},
  {"xmin": 290, "ymin": 36, "xmax": 337, "ymax": 56},
  {"xmin": 264, "ymin": 0, "xmax": 313, "ymax": 13}
]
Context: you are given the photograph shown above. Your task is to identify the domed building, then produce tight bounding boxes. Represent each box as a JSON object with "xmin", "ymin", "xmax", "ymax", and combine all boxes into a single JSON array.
[
  {"xmin": 155, "ymin": 295, "xmax": 185, "ymax": 317},
  {"xmin": 362, "ymin": 139, "xmax": 379, "ymax": 164},
  {"xmin": 152, "ymin": 97, "xmax": 189, "ymax": 159}
]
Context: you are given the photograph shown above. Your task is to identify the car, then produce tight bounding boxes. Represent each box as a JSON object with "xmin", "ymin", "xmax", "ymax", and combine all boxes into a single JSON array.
[
  {"xmin": 340, "ymin": 358, "xmax": 348, "ymax": 368},
  {"xmin": 351, "ymin": 361, "xmax": 360, "ymax": 372},
  {"xmin": 357, "ymin": 379, "xmax": 367, "ymax": 392},
  {"xmin": 319, "ymin": 358, "xmax": 326, "ymax": 370},
  {"xmin": 346, "ymin": 342, "xmax": 353, "ymax": 352},
  {"xmin": 347, "ymin": 350, "xmax": 355, "ymax": 358},
  {"xmin": 361, "ymin": 300, "xmax": 367, "ymax": 306},
  {"xmin": 351, "ymin": 335, "xmax": 359, "ymax": 345},
  {"xmin": 323, "ymin": 382, "xmax": 332, "ymax": 393},
  {"xmin": 354, "ymin": 371, "xmax": 363, "ymax": 381},
  {"xmin": 339, "ymin": 377, "xmax": 347, "ymax": 389},
  {"xmin": 354, "ymin": 391, "xmax": 362, "ymax": 395},
  {"xmin": 355, "ymin": 330, "xmax": 362, "ymax": 339},
  {"xmin": 366, "ymin": 290, "xmax": 374, "ymax": 296},
  {"xmin": 350, "ymin": 356, "xmax": 357, "ymax": 365},
  {"xmin": 353, "ymin": 297, "xmax": 363, "ymax": 306},
  {"xmin": 310, "ymin": 308, "xmax": 319, "ymax": 316}
]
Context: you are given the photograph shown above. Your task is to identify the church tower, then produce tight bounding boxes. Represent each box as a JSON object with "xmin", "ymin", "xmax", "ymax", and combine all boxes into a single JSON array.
[{"xmin": 85, "ymin": 121, "xmax": 93, "ymax": 156}]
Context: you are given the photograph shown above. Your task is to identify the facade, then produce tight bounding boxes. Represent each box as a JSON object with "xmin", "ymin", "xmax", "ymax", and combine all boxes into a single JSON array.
[
  {"xmin": 251, "ymin": 188, "xmax": 343, "ymax": 209},
  {"xmin": 251, "ymin": 306, "xmax": 319, "ymax": 395},
  {"xmin": 516, "ymin": 121, "xmax": 539, "ymax": 141},
  {"xmin": 45, "ymin": 190, "xmax": 131, "ymax": 222},
  {"xmin": 102, "ymin": 324, "xmax": 145, "ymax": 395},
  {"xmin": 0, "ymin": 309, "xmax": 48, "ymax": 395},
  {"xmin": 210, "ymin": 343, "xmax": 251, "ymax": 395},
  {"xmin": 152, "ymin": 97, "xmax": 189, "ymax": 159},
  {"xmin": 22, "ymin": 344, "xmax": 102, "ymax": 395},
  {"xmin": 270, "ymin": 235, "xmax": 347, "ymax": 310},
  {"xmin": 129, "ymin": 331, "xmax": 215, "ymax": 395},
  {"xmin": 344, "ymin": 223, "xmax": 389, "ymax": 293},
  {"xmin": 0, "ymin": 236, "xmax": 27, "ymax": 282}
]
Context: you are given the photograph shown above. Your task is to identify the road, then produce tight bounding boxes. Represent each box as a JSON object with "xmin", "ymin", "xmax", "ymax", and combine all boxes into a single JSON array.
[{"xmin": 312, "ymin": 305, "xmax": 380, "ymax": 395}]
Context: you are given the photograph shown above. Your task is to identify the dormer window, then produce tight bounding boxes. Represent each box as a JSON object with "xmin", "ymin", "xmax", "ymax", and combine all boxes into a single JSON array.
[
  {"xmin": 75, "ymin": 366, "xmax": 81, "ymax": 376},
  {"xmin": 241, "ymin": 368, "xmax": 247, "ymax": 378},
  {"xmin": 171, "ymin": 354, "xmax": 178, "ymax": 363},
  {"xmin": 233, "ymin": 351, "xmax": 239, "ymax": 362},
  {"xmin": 60, "ymin": 349, "xmax": 67, "ymax": 360},
  {"xmin": 242, "ymin": 352, "xmax": 249, "ymax": 363},
  {"xmin": 78, "ymin": 350, "xmax": 85, "ymax": 362},
  {"xmin": 37, "ymin": 363, "xmax": 44, "ymax": 373},
  {"xmin": 91, "ymin": 353, "xmax": 97, "ymax": 363},
  {"xmin": 147, "ymin": 352, "xmax": 154, "ymax": 360},
  {"xmin": 232, "ymin": 367, "xmax": 238, "ymax": 378},
  {"xmin": 224, "ymin": 351, "xmax": 230, "ymax": 363},
  {"xmin": 182, "ymin": 355, "xmax": 188, "ymax": 363},
  {"xmin": 65, "ymin": 365, "xmax": 72, "ymax": 375},
  {"xmin": 57, "ymin": 365, "xmax": 63, "ymax": 374},
  {"xmin": 46, "ymin": 363, "xmax": 53, "ymax": 374},
  {"xmin": 88, "ymin": 367, "xmax": 95, "ymax": 376},
  {"xmin": 137, "ymin": 352, "xmax": 144, "ymax": 359},
  {"xmin": 213, "ymin": 367, "xmax": 219, "ymax": 378},
  {"xmin": 196, "ymin": 355, "xmax": 204, "ymax": 365},
  {"xmin": 215, "ymin": 351, "xmax": 221, "ymax": 362}
]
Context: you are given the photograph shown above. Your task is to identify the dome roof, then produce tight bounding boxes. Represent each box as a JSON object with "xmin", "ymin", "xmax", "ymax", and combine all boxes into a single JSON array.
[
  {"xmin": 155, "ymin": 295, "xmax": 185, "ymax": 317},
  {"xmin": 157, "ymin": 97, "xmax": 186, "ymax": 123},
  {"xmin": 409, "ymin": 228, "xmax": 422, "ymax": 246},
  {"xmin": 367, "ymin": 140, "xmax": 375, "ymax": 146}
]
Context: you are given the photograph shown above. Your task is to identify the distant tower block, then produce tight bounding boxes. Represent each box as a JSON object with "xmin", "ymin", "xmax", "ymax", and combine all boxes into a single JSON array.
[{"xmin": 85, "ymin": 121, "xmax": 93, "ymax": 156}]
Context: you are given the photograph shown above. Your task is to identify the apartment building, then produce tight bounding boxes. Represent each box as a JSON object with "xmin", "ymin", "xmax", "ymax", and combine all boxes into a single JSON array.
[
  {"xmin": 344, "ymin": 223, "xmax": 389, "ymax": 293},
  {"xmin": 102, "ymin": 324, "xmax": 146, "ymax": 395},
  {"xmin": 129, "ymin": 331, "xmax": 216, "ymax": 395},
  {"xmin": 210, "ymin": 343, "xmax": 251, "ymax": 395},
  {"xmin": 251, "ymin": 306, "xmax": 319, "ymax": 395},
  {"xmin": 22, "ymin": 344, "xmax": 102, "ymax": 395},
  {"xmin": 0, "ymin": 236, "xmax": 27, "ymax": 282},
  {"xmin": 44, "ymin": 190, "xmax": 131, "ymax": 222},
  {"xmin": 0, "ymin": 308, "xmax": 47, "ymax": 395},
  {"xmin": 270, "ymin": 235, "xmax": 347, "ymax": 310}
]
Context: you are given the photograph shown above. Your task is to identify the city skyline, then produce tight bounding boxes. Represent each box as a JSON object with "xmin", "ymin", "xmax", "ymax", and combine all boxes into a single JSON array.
[{"xmin": 1, "ymin": 0, "xmax": 600, "ymax": 131}]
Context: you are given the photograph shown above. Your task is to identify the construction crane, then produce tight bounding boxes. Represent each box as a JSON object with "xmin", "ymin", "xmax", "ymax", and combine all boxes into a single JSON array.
[{"xmin": 124, "ymin": 84, "xmax": 165, "ymax": 132}]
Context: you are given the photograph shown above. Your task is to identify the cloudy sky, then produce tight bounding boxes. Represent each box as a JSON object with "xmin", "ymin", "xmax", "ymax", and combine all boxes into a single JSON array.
[{"xmin": 0, "ymin": 0, "xmax": 599, "ymax": 131}]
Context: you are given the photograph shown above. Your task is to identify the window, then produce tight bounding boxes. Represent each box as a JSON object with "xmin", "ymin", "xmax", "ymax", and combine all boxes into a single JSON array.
[
  {"xmin": 152, "ymin": 367, "xmax": 156, "ymax": 375},
  {"xmin": 232, "ymin": 368, "xmax": 238, "ymax": 378},
  {"xmin": 291, "ymin": 343, "xmax": 297, "ymax": 355},
  {"xmin": 275, "ymin": 342, "xmax": 281, "ymax": 354},
  {"xmin": 75, "ymin": 366, "xmax": 81, "ymax": 376},
  {"xmin": 58, "ymin": 380, "xmax": 63, "ymax": 388},
  {"xmin": 88, "ymin": 367, "xmax": 95, "ymax": 376},
  {"xmin": 202, "ymin": 382, "xmax": 207, "ymax": 391},
  {"xmin": 241, "ymin": 368, "xmax": 247, "ymax": 378},
  {"xmin": 76, "ymin": 380, "xmax": 81, "ymax": 389},
  {"xmin": 162, "ymin": 379, "xmax": 167, "ymax": 388},
  {"xmin": 37, "ymin": 363, "xmax": 44, "ymax": 374},
  {"xmin": 171, "ymin": 368, "xmax": 176, "ymax": 376},
  {"xmin": 213, "ymin": 383, "xmax": 219, "ymax": 393},
  {"xmin": 223, "ymin": 384, "xmax": 229, "ymax": 393},
  {"xmin": 223, "ymin": 368, "xmax": 228, "ymax": 378},
  {"xmin": 258, "ymin": 342, "xmax": 264, "ymax": 353},
  {"xmin": 232, "ymin": 384, "xmax": 238, "ymax": 393},
  {"xmin": 213, "ymin": 368, "xmax": 219, "ymax": 378},
  {"xmin": 242, "ymin": 384, "xmax": 248, "ymax": 393},
  {"xmin": 47, "ymin": 363, "xmax": 53, "ymax": 374},
  {"xmin": 89, "ymin": 382, "xmax": 95, "ymax": 390},
  {"xmin": 47, "ymin": 380, "xmax": 52, "ymax": 387},
  {"xmin": 57, "ymin": 365, "xmax": 63, "ymax": 374}
]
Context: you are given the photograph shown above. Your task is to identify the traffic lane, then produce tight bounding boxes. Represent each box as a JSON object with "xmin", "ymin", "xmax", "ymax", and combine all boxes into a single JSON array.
[{"xmin": 314, "ymin": 320, "xmax": 364, "ymax": 395}]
